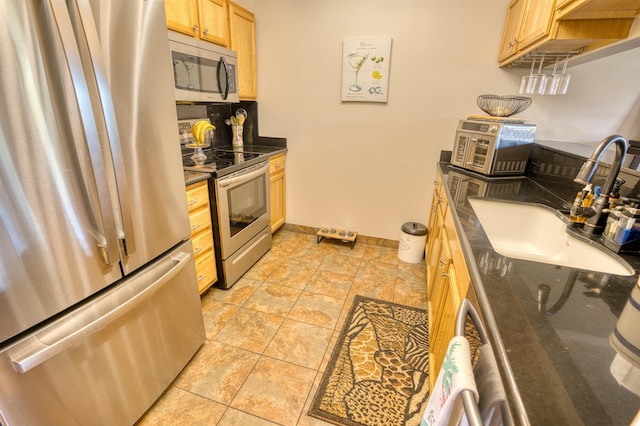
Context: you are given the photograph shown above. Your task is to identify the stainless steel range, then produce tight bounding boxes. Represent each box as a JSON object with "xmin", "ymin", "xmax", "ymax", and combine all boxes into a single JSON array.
[{"xmin": 181, "ymin": 118, "xmax": 271, "ymax": 289}]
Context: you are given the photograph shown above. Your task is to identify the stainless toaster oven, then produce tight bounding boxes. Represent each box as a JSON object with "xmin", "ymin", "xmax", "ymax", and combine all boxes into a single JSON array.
[{"xmin": 451, "ymin": 118, "xmax": 536, "ymax": 176}]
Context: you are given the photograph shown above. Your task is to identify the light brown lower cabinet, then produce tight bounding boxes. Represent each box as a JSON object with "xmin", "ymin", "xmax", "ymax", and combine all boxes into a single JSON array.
[
  {"xmin": 426, "ymin": 170, "xmax": 471, "ymax": 390},
  {"xmin": 186, "ymin": 180, "xmax": 217, "ymax": 294},
  {"xmin": 270, "ymin": 153, "xmax": 286, "ymax": 233}
]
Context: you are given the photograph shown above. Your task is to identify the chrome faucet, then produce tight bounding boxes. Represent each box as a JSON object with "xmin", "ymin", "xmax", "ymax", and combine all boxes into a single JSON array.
[{"xmin": 571, "ymin": 135, "xmax": 629, "ymax": 235}]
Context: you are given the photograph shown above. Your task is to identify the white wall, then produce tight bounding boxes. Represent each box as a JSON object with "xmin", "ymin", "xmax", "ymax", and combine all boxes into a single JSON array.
[{"xmin": 234, "ymin": 0, "xmax": 640, "ymax": 240}]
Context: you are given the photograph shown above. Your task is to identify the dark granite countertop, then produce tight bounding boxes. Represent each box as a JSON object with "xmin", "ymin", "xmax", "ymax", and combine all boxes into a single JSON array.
[
  {"xmin": 438, "ymin": 162, "xmax": 640, "ymax": 425},
  {"xmin": 184, "ymin": 170, "xmax": 211, "ymax": 186},
  {"xmin": 214, "ymin": 136, "xmax": 288, "ymax": 157}
]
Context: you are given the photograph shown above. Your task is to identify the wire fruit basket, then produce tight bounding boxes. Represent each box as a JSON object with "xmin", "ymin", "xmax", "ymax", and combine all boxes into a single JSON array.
[{"xmin": 477, "ymin": 94, "xmax": 532, "ymax": 117}]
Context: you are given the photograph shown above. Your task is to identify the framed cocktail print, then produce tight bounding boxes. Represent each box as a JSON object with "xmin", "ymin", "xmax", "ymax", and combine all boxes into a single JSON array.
[{"xmin": 341, "ymin": 37, "xmax": 392, "ymax": 102}]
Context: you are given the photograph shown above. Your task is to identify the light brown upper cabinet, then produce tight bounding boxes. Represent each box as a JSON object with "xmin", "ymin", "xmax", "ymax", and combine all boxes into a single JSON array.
[
  {"xmin": 228, "ymin": 2, "xmax": 257, "ymax": 100},
  {"xmin": 165, "ymin": 0, "xmax": 230, "ymax": 47},
  {"xmin": 498, "ymin": 0, "xmax": 640, "ymax": 67},
  {"xmin": 499, "ymin": 0, "xmax": 555, "ymax": 63}
]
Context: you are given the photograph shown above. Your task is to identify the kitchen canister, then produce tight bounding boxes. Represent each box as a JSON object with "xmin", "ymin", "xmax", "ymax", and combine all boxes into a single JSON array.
[
  {"xmin": 232, "ymin": 124, "xmax": 243, "ymax": 149},
  {"xmin": 398, "ymin": 222, "xmax": 428, "ymax": 263}
]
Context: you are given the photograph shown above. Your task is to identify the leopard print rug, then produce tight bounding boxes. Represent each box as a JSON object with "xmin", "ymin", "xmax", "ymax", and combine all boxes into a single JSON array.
[{"xmin": 308, "ymin": 296, "xmax": 430, "ymax": 426}]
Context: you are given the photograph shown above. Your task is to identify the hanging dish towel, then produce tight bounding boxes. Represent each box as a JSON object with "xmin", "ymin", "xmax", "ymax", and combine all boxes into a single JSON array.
[
  {"xmin": 472, "ymin": 343, "xmax": 507, "ymax": 426},
  {"xmin": 421, "ymin": 336, "xmax": 478, "ymax": 426}
]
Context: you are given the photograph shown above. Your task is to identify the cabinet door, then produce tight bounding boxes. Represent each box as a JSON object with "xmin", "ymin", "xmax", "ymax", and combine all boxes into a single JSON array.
[
  {"xmin": 518, "ymin": 0, "xmax": 555, "ymax": 47},
  {"xmin": 429, "ymin": 227, "xmax": 452, "ymax": 339},
  {"xmin": 270, "ymin": 154, "xmax": 286, "ymax": 232},
  {"xmin": 199, "ymin": 0, "xmax": 230, "ymax": 46},
  {"xmin": 430, "ymin": 265, "xmax": 459, "ymax": 380},
  {"xmin": 426, "ymin": 192, "xmax": 444, "ymax": 298},
  {"xmin": 228, "ymin": 2, "xmax": 257, "ymax": 100},
  {"xmin": 165, "ymin": 0, "xmax": 199, "ymax": 37},
  {"xmin": 186, "ymin": 181, "xmax": 217, "ymax": 294},
  {"xmin": 499, "ymin": 0, "xmax": 528, "ymax": 61}
]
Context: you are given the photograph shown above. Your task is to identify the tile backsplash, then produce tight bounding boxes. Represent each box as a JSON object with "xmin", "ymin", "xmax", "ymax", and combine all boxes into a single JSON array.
[{"xmin": 527, "ymin": 141, "xmax": 640, "ymax": 202}]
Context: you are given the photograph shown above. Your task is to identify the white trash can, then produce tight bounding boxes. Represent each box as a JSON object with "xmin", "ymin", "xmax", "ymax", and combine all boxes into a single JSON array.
[{"xmin": 398, "ymin": 222, "xmax": 428, "ymax": 263}]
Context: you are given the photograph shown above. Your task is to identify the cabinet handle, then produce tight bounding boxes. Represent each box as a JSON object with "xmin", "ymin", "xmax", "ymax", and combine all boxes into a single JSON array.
[
  {"xmin": 203, "ymin": 28, "xmax": 209, "ymax": 36},
  {"xmin": 441, "ymin": 270, "xmax": 451, "ymax": 278},
  {"xmin": 197, "ymin": 274, "xmax": 206, "ymax": 281},
  {"xmin": 438, "ymin": 196, "xmax": 444, "ymax": 204},
  {"xmin": 508, "ymin": 38, "xmax": 518, "ymax": 48},
  {"xmin": 439, "ymin": 258, "xmax": 447, "ymax": 267},
  {"xmin": 187, "ymin": 199, "xmax": 197, "ymax": 206},
  {"xmin": 190, "ymin": 224, "xmax": 200, "ymax": 231},
  {"xmin": 193, "ymin": 24, "xmax": 199, "ymax": 33},
  {"xmin": 193, "ymin": 247, "xmax": 203, "ymax": 255}
]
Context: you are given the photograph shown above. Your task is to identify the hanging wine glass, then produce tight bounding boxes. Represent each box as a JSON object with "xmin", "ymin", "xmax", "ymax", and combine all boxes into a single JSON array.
[{"xmin": 519, "ymin": 58, "xmax": 536, "ymax": 95}]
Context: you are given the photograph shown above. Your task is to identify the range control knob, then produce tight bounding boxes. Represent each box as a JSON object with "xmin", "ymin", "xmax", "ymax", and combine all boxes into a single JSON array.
[{"xmin": 489, "ymin": 125, "xmax": 498, "ymax": 133}]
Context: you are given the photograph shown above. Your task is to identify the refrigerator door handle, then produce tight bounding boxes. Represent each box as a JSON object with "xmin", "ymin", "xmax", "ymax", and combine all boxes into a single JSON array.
[
  {"xmin": 72, "ymin": 0, "xmax": 137, "ymax": 256},
  {"xmin": 7, "ymin": 252, "xmax": 193, "ymax": 374},
  {"xmin": 48, "ymin": 0, "xmax": 120, "ymax": 265}
]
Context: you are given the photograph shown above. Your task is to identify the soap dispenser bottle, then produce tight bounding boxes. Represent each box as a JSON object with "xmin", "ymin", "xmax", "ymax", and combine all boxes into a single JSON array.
[{"xmin": 609, "ymin": 178, "xmax": 625, "ymax": 208}]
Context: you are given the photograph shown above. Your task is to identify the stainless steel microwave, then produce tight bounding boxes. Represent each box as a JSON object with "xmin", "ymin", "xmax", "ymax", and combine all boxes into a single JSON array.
[
  {"xmin": 451, "ymin": 119, "xmax": 537, "ymax": 176},
  {"xmin": 168, "ymin": 31, "xmax": 239, "ymax": 103}
]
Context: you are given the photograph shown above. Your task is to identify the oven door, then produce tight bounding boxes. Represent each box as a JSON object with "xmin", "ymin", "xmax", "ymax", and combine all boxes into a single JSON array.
[{"xmin": 215, "ymin": 162, "xmax": 271, "ymax": 259}]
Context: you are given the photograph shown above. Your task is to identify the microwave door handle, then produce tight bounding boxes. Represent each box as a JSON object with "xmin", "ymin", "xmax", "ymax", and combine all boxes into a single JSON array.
[
  {"xmin": 218, "ymin": 56, "xmax": 230, "ymax": 100},
  {"xmin": 74, "ymin": 0, "xmax": 136, "ymax": 255},
  {"xmin": 48, "ymin": 0, "xmax": 119, "ymax": 265}
]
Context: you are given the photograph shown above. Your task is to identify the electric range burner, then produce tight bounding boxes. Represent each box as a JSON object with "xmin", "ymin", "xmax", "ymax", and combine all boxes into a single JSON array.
[{"xmin": 182, "ymin": 147, "xmax": 267, "ymax": 177}]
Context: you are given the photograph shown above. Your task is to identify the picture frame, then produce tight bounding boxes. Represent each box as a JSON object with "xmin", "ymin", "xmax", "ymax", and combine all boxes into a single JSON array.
[{"xmin": 341, "ymin": 37, "xmax": 392, "ymax": 103}]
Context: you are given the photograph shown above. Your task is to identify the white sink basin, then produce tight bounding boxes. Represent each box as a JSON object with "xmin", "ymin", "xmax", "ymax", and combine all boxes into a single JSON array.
[{"xmin": 468, "ymin": 198, "xmax": 634, "ymax": 276}]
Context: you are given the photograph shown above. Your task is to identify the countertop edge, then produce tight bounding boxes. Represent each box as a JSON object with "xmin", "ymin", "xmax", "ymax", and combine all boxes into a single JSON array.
[{"xmin": 437, "ymin": 162, "xmax": 532, "ymax": 425}]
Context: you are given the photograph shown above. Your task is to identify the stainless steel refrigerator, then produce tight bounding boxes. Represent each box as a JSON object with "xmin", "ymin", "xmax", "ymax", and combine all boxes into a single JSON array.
[{"xmin": 0, "ymin": 1, "xmax": 205, "ymax": 424}]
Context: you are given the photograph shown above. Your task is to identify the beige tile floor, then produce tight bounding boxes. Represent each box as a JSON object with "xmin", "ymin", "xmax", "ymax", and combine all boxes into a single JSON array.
[{"xmin": 137, "ymin": 229, "xmax": 428, "ymax": 426}]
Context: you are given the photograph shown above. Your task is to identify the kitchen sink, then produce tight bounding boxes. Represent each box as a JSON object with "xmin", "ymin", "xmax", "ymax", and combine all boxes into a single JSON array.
[{"xmin": 468, "ymin": 198, "xmax": 634, "ymax": 276}]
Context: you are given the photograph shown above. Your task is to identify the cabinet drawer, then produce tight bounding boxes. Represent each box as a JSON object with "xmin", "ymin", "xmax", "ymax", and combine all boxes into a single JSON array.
[
  {"xmin": 189, "ymin": 207, "xmax": 212, "ymax": 237},
  {"xmin": 194, "ymin": 251, "xmax": 217, "ymax": 293},
  {"xmin": 186, "ymin": 180, "xmax": 210, "ymax": 213},
  {"xmin": 191, "ymin": 229, "xmax": 214, "ymax": 259},
  {"xmin": 269, "ymin": 154, "xmax": 286, "ymax": 174}
]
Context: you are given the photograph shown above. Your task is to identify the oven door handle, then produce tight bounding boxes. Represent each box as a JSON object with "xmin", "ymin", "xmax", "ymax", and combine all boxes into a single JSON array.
[{"xmin": 218, "ymin": 163, "xmax": 269, "ymax": 188}]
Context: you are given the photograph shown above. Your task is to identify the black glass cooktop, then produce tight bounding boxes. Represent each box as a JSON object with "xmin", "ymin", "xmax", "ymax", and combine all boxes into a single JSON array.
[{"xmin": 181, "ymin": 147, "xmax": 266, "ymax": 177}]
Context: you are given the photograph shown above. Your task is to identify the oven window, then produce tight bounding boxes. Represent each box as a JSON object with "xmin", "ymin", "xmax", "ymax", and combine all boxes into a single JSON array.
[{"xmin": 226, "ymin": 173, "xmax": 267, "ymax": 237}]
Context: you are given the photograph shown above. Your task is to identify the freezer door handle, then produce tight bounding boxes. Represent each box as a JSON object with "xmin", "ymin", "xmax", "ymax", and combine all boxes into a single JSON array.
[
  {"xmin": 48, "ymin": 0, "xmax": 121, "ymax": 265},
  {"xmin": 7, "ymin": 252, "xmax": 192, "ymax": 373}
]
